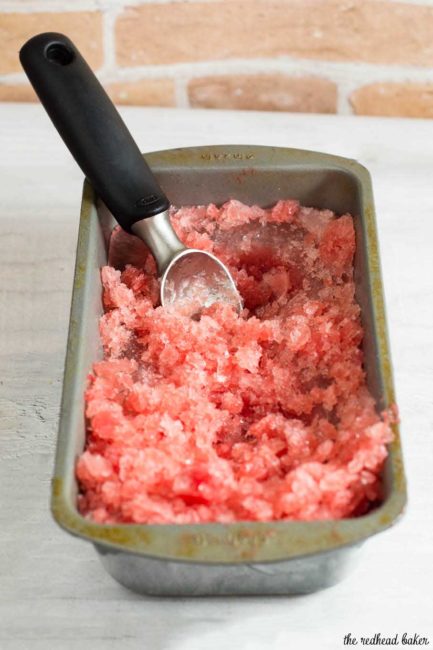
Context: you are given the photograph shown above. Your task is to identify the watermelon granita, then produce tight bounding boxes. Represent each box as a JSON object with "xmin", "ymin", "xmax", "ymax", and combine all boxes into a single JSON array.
[{"xmin": 77, "ymin": 199, "xmax": 395, "ymax": 524}]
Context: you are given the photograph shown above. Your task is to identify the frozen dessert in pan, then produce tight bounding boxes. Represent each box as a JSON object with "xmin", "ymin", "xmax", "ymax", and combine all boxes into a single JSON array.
[{"xmin": 77, "ymin": 199, "xmax": 394, "ymax": 525}]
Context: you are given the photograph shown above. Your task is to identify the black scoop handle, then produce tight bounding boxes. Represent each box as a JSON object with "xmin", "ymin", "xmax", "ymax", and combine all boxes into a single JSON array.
[{"xmin": 20, "ymin": 33, "xmax": 169, "ymax": 232}]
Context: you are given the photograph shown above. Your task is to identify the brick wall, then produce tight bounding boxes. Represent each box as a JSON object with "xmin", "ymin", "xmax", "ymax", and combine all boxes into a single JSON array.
[{"xmin": 1, "ymin": 0, "xmax": 433, "ymax": 118}]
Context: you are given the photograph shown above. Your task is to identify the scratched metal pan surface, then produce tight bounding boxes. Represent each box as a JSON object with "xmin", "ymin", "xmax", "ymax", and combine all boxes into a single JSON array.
[{"xmin": 52, "ymin": 145, "xmax": 406, "ymax": 596}]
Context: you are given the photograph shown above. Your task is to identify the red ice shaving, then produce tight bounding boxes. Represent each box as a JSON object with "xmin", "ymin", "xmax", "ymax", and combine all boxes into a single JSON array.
[{"xmin": 77, "ymin": 199, "xmax": 395, "ymax": 524}]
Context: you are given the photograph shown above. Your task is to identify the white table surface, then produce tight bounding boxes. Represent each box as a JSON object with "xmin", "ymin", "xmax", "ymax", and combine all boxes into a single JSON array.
[{"xmin": 0, "ymin": 104, "xmax": 432, "ymax": 650}]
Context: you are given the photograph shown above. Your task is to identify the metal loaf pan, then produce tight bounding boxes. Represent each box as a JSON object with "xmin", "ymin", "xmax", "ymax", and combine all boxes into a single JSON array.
[{"xmin": 52, "ymin": 145, "xmax": 406, "ymax": 596}]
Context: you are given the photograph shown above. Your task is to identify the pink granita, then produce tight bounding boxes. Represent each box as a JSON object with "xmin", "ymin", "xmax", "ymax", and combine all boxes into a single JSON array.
[{"xmin": 76, "ymin": 199, "xmax": 395, "ymax": 525}]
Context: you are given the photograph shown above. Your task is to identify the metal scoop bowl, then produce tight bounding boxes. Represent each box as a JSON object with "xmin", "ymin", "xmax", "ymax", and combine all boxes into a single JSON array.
[
  {"xmin": 20, "ymin": 32, "xmax": 242, "ymax": 316},
  {"xmin": 132, "ymin": 211, "xmax": 241, "ymax": 316}
]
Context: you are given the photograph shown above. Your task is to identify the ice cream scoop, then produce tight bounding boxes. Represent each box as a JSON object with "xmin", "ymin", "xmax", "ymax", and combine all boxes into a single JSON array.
[{"xmin": 20, "ymin": 33, "xmax": 242, "ymax": 316}]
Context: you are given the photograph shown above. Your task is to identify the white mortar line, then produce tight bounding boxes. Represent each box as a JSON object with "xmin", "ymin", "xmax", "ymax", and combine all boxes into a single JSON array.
[
  {"xmin": 4, "ymin": 56, "xmax": 433, "ymax": 84},
  {"xmin": 173, "ymin": 74, "xmax": 190, "ymax": 109},
  {"xmin": 100, "ymin": 5, "xmax": 119, "ymax": 75},
  {"xmin": 80, "ymin": 58, "xmax": 433, "ymax": 84}
]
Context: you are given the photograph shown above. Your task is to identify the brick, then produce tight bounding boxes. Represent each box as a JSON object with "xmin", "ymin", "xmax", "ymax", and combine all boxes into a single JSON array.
[
  {"xmin": 0, "ymin": 83, "xmax": 37, "ymax": 102},
  {"xmin": 105, "ymin": 79, "xmax": 176, "ymax": 107},
  {"xmin": 115, "ymin": 1, "xmax": 433, "ymax": 67},
  {"xmin": 0, "ymin": 11, "xmax": 103, "ymax": 74},
  {"xmin": 350, "ymin": 83, "xmax": 433, "ymax": 118},
  {"xmin": 188, "ymin": 74, "xmax": 337, "ymax": 113}
]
